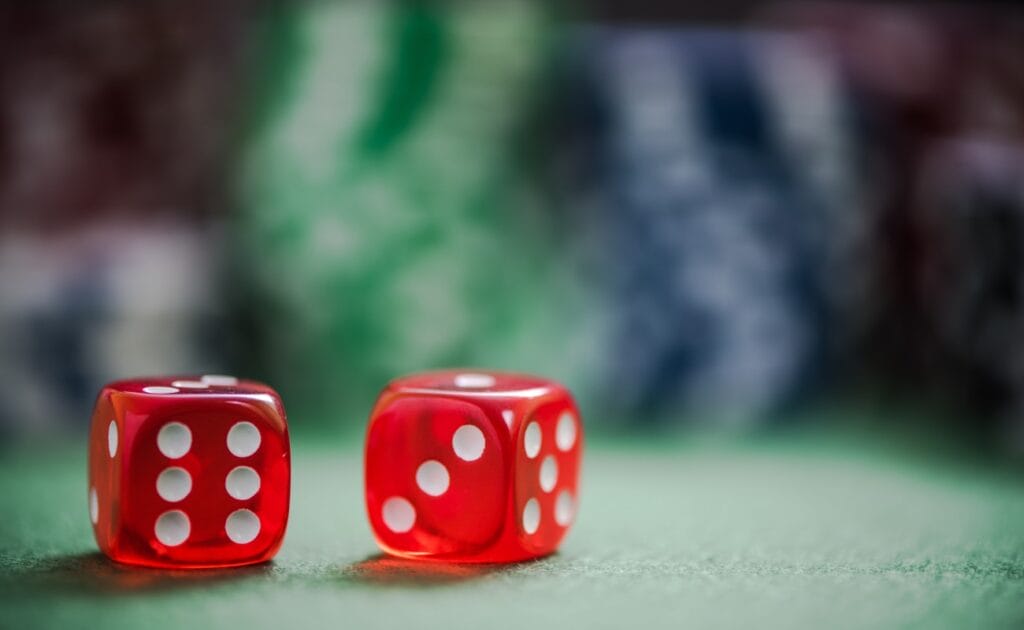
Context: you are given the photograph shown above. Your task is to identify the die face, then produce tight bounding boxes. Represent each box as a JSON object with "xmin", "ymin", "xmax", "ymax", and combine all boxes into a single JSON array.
[
  {"xmin": 513, "ymin": 400, "xmax": 582, "ymax": 556},
  {"xmin": 365, "ymin": 395, "xmax": 509, "ymax": 559},
  {"xmin": 389, "ymin": 370, "xmax": 558, "ymax": 401},
  {"xmin": 365, "ymin": 370, "xmax": 582, "ymax": 562},
  {"xmin": 88, "ymin": 393, "xmax": 121, "ymax": 556},
  {"xmin": 107, "ymin": 375, "xmax": 279, "ymax": 399},
  {"xmin": 88, "ymin": 376, "xmax": 290, "ymax": 568}
]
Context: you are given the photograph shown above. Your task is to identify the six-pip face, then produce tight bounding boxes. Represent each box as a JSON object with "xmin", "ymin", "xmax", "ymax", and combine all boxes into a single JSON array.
[{"xmin": 88, "ymin": 375, "xmax": 290, "ymax": 569}]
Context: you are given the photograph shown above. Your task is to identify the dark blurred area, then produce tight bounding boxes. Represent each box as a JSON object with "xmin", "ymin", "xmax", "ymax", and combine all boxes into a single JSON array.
[{"xmin": 1, "ymin": 1, "xmax": 1023, "ymax": 452}]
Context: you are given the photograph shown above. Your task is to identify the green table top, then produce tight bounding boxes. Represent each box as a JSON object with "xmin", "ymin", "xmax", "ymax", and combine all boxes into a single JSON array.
[{"xmin": 2, "ymin": 432, "xmax": 1023, "ymax": 629}]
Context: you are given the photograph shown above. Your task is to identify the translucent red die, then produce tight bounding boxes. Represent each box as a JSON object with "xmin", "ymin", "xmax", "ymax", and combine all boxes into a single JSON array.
[
  {"xmin": 88, "ymin": 375, "xmax": 290, "ymax": 568},
  {"xmin": 364, "ymin": 370, "xmax": 583, "ymax": 562}
]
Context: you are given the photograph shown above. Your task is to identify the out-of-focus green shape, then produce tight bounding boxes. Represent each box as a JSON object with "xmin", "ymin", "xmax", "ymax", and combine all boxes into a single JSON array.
[
  {"xmin": 355, "ymin": 5, "xmax": 448, "ymax": 157},
  {"xmin": 235, "ymin": 1, "xmax": 593, "ymax": 430}
]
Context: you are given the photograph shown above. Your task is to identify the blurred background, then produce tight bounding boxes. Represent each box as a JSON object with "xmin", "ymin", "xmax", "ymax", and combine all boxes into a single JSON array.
[{"xmin": 1, "ymin": 0, "xmax": 1023, "ymax": 455}]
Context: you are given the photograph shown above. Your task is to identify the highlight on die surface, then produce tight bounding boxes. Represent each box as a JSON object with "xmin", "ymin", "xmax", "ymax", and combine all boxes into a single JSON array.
[
  {"xmin": 88, "ymin": 375, "xmax": 290, "ymax": 568},
  {"xmin": 364, "ymin": 370, "xmax": 583, "ymax": 563}
]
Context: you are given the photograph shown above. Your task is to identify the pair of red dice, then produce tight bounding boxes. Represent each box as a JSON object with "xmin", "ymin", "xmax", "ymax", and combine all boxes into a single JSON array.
[{"xmin": 88, "ymin": 370, "xmax": 582, "ymax": 568}]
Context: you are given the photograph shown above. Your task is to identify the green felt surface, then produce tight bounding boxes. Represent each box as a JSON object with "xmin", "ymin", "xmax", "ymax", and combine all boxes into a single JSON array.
[{"xmin": 1, "ymin": 435, "xmax": 1023, "ymax": 630}]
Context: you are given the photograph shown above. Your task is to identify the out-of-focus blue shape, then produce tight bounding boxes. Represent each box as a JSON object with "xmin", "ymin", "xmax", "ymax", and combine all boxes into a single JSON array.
[{"xmin": 564, "ymin": 28, "xmax": 864, "ymax": 426}]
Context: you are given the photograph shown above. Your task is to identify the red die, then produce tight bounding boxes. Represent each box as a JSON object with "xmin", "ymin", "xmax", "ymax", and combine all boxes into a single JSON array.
[
  {"xmin": 364, "ymin": 370, "xmax": 583, "ymax": 563},
  {"xmin": 88, "ymin": 375, "xmax": 290, "ymax": 568}
]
